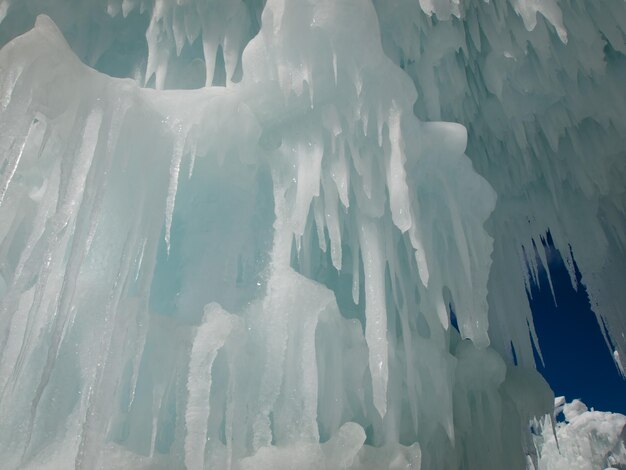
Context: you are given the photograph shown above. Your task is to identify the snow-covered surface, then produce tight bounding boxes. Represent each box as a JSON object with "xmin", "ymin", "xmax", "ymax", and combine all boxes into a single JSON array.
[
  {"xmin": 534, "ymin": 398, "xmax": 626, "ymax": 470},
  {"xmin": 0, "ymin": 0, "xmax": 623, "ymax": 469}
]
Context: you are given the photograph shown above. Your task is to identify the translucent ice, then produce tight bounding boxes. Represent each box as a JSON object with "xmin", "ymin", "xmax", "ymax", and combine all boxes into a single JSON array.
[{"xmin": 0, "ymin": 0, "xmax": 624, "ymax": 469}]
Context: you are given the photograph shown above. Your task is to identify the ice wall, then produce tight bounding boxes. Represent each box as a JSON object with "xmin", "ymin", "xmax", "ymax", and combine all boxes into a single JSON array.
[
  {"xmin": 0, "ymin": 0, "xmax": 623, "ymax": 469},
  {"xmin": 374, "ymin": 0, "xmax": 626, "ymax": 372}
]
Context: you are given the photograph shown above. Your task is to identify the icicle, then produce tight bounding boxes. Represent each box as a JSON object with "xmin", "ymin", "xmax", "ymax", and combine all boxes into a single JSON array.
[
  {"xmin": 0, "ymin": 0, "xmax": 10, "ymax": 24},
  {"xmin": 322, "ymin": 171, "xmax": 342, "ymax": 270},
  {"xmin": 407, "ymin": 206, "xmax": 430, "ymax": 288},
  {"xmin": 164, "ymin": 124, "xmax": 186, "ymax": 255},
  {"xmin": 184, "ymin": 7, "xmax": 201, "ymax": 44},
  {"xmin": 436, "ymin": 295, "xmax": 449, "ymax": 331},
  {"xmin": 385, "ymin": 102, "xmax": 412, "ymax": 233},
  {"xmin": 172, "ymin": 7, "xmax": 186, "ymax": 57},
  {"xmin": 351, "ymin": 227, "xmax": 360, "ymax": 305},
  {"xmin": 201, "ymin": 29, "xmax": 219, "ymax": 87},
  {"xmin": 331, "ymin": 140, "xmax": 350, "ymax": 208},
  {"xmin": 121, "ymin": 0, "xmax": 137, "ymax": 18},
  {"xmin": 185, "ymin": 303, "xmax": 240, "ymax": 470},
  {"xmin": 292, "ymin": 137, "xmax": 323, "ymax": 236},
  {"xmin": 357, "ymin": 215, "xmax": 388, "ymax": 418},
  {"xmin": 444, "ymin": 182, "xmax": 472, "ymax": 282},
  {"xmin": 313, "ymin": 196, "xmax": 327, "ymax": 253}
]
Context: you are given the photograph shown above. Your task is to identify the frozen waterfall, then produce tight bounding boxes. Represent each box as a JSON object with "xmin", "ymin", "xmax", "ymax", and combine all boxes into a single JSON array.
[{"xmin": 0, "ymin": 0, "xmax": 624, "ymax": 469}]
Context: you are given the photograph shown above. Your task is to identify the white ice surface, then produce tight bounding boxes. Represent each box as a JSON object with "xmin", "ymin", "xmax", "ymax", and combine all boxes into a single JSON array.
[{"xmin": 0, "ymin": 1, "xmax": 624, "ymax": 469}]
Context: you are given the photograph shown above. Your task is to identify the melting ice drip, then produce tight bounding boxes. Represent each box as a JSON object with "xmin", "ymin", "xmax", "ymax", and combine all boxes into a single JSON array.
[{"xmin": 0, "ymin": 0, "xmax": 624, "ymax": 469}]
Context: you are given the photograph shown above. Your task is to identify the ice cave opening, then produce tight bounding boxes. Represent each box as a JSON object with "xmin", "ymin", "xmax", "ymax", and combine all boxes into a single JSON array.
[
  {"xmin": 528, "ymin": 234, "xmax": 626, "ymax": 416},
  {"xmin": 0, "ymin": 0, "xmax": 624, "ymax": 469}
]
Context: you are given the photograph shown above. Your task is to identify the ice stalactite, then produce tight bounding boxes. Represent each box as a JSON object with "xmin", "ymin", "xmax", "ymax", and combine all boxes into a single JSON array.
[
  {"xmin": 374, "ymin": 0, "xmax": 626, "ymax": 373},
  {"xmin": 0, "ymin": 0, "xmax": 624, "ymax": 469}
]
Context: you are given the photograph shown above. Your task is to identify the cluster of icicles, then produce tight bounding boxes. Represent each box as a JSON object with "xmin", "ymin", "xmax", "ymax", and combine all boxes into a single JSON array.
[{"xmin": 0, "ymin": 0, "xmax": 624, "ymax": 469}]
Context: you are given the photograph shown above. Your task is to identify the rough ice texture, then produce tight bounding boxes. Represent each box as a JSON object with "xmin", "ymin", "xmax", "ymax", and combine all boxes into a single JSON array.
[
  {"xmin": 533, "ymin": 398, "xmax": 626, "ymax": 470},
  {"xmin": 0, "ymin": 0, "xmax": 623, "ymax": 469}
]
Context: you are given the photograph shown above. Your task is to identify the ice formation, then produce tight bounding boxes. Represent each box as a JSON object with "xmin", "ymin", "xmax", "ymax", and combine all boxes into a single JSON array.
[
  {"xmin": 0, "ymin": 0, "xmax": 623, "ymax": 469},
  {"xmin": 534, "ymin": 397, "xmax": 626, "ymax": 470}
]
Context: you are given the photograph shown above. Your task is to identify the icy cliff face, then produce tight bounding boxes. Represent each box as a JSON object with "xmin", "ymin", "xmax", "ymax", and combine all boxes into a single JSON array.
[
  {"xmin": 0, "ymin": 1, "xmax": 623, "ymax": 469},
  {"xmin": 374, "ymin": 0, "xmax": 626, "ymax": 371}
]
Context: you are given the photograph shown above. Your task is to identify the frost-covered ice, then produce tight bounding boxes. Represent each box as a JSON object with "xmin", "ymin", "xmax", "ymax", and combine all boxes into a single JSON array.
[
  {"xmin": 0, "ymin": 0, "xmax": 624, "ymax": 469},
  {"xmin": 533, "ymin": 397, "xmax": 626, "ymax": 470}
]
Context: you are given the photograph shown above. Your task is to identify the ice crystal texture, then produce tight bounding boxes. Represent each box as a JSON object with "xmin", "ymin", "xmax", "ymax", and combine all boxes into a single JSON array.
[
  {"xmin": 0, "ymin": 0, "xmax": 624, "ymax": 469},
  {"xmin": 534, "ymin": 398, "xmax": 626, "ymax": 470}
]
